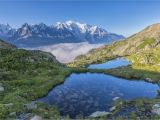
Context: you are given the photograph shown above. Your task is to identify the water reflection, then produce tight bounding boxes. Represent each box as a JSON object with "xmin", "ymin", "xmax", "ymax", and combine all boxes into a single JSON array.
[{"xmin": 39, "ymin": 73, "xmax": 158, "ymax": 118}]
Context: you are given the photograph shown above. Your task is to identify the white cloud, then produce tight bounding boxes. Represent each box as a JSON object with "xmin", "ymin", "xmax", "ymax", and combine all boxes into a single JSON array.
[{"xmin": 25, "ymin": 42, "xmax": 103, "ymax": 63}]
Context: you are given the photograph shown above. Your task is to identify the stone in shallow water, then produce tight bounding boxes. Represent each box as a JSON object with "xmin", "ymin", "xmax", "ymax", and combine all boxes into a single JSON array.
[
  {"xmin": 89, "ymin": 111, "xmax": 110, "ymax": 118},
  {"xmin": 145, "ymin": 78, "xmax": 153, "ymax": 82},
  {"xmin": 152, "ymin": 104, "xmax": 160, "ymax": 115}
]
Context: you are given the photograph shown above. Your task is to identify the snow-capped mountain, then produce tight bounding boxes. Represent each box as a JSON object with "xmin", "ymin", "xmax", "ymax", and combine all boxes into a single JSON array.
[
  {"xmin": 0, "ymin": 21, "xmax": 124, "ymax": 47},
  {"xmin": 0, "ymin": 24, "xmax": 16, "ymax": 38},
  {"xmin": 54, "ymin": 21, "xmax": 109, "ymax": 42}
]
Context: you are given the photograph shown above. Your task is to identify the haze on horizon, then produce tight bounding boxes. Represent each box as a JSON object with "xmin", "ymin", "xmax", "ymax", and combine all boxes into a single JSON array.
[{"xmin": 0, "ymin": 1, "xmax": 160, "ymax": 37}]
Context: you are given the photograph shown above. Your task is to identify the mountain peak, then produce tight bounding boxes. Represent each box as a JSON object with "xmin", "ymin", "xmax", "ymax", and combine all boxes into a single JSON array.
[
  {"xmin": 36, "ymin": 23, "xmax": 47, "ymax": 30},
  {"xmin": 19, "ymin": 23, "xmax": 32, "ymax": 38},
  {"xmin": 0, "ymin": 23, "xmax": 14, "ymax": 37},
  {"xmin": 130, "ymin": 23, "xmax": 160, "ymax": 43},
  {"xmin": 38, "ymin": 22, "xmax": 46, "ymax": 26},
  {"xmin": 65, "ymin": 20, "xmax": 87, "ymax": 26},
  {"xmin": 22, "ymin": 23, "xmax": 29, "ymax": 27},
  {"xmin": 65, "ymin": 20, "xmax": 76, "ymax": 24}
]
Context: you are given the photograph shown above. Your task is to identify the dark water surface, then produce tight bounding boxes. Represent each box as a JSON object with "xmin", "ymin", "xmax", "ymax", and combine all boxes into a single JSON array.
[{"xmin": 38, "ymin": 58, "xmax": 159, "ymax": 118}]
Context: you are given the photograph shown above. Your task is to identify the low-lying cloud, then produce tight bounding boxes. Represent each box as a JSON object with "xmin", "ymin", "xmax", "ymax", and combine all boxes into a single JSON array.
[{"xmin": 25, "ymin": 42, "xmax": 103, "ymax": 63}]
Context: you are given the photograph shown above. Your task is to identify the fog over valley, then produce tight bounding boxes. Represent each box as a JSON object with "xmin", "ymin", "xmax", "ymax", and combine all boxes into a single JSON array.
[{"xmin": 25, "ymin": 42, "xmax": 103, "ymax": 63}]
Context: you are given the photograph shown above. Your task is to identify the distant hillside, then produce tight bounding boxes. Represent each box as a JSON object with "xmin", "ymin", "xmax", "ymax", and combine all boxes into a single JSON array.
[
  {"xmin": 68, "ymin": 23, "xmax": 160, "ymax": 67},
  {"xmin": 0, "ymin": 39, "xmax": 16, "ymax": 49},
  {"xmin": 0, "ymin": 39, "xmax": 61, "ymax": 65}
]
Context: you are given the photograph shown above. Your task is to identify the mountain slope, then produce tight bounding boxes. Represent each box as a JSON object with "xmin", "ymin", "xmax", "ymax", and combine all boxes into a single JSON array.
[
  {"xmin": 0, "ymin": 39, "xmax": 16, "ymax": 49},
  {"xmin": 0, "ymin": 40, "xmax": 64, "ymax": 119},
  {"xmin": 68, "ymin": 23, "xmax": 160, "ymax": 67},
  {"xmin": 0, "ymin": 39, "xmax": 91, "ymax": 119},
  {"xmin": 0, "ymin": 24, "xmax": 16, "ymax": 37},
  {"xmin": 0, "ymin": 21, "xmax": 124, "ymax": 47}
]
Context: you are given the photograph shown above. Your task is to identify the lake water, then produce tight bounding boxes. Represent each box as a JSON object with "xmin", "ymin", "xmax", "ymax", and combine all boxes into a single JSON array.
[
  {"xmin": 38, "ymin": 58, "xmax": 159, "ymax": 118},
  {"xmin": 88, "ymin": 58, "xmax": 130, "ymax": 69}
]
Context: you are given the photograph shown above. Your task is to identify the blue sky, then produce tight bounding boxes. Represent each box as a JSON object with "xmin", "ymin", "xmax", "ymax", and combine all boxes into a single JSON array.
[{"xmin": 0, "ymin": 1, "xmax": 160, "ymax": 36}]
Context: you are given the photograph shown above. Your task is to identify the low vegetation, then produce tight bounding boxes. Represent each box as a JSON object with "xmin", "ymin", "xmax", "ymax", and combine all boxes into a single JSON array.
[
  {"xmin": 67, "ymin": 23, "xmax": 160, "ymax": 67},
  {"xmin": 0, "ymin": 48, "xmax": 90, "ymax": 119},
  {"xmin": 0, "ymin": 48, "xmax": 66, "ymax": 119},
  {"xmin": 65, "ymin": 24, "xmax": 160, "ymax": 119}
]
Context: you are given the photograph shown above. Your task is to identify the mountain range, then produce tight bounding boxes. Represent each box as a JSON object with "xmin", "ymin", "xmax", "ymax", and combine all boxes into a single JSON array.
[{"xmin": 0, "ymin": 21, "xmax": 124, "ymax": 47}]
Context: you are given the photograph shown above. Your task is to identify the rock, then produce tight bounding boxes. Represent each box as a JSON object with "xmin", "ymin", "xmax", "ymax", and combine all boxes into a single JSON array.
[
  {"xmin": 113, "ymin": 97, "xmax": 120, "ymax": 101},
  {"xmin": 9, "ymin": 112, "xmax": 16, "ymax": 117},
  {"xmin": 119, "ymin": 101, "xmax": 123, "ymax": 105},
  {"xmin": 25, "ymin": 102, "xmax": 37, "ymax": 110},
  {"xmin": 30, "ymin": 115, "xmax": 42, "ymax": 120},
  {"xmin": 89, "ymin": 111, "xmax": 110, "ymax": 118},
  {"xmin": 157, "ymin": 90, "xmax": 160, "ymax": 95},
  {"xmin": 4, "ymin": 103, "xmax": 13, "ymax": 107},
  {"xmin": 152, "ymin": 104, "xmax": 160, "ymax": 115},
  {"xmin": 0, "ymin": 86, "xmax": 4, "ymax": 92},
  {"xmin": 145, "ymin": 78, "xmax": 153, "ymax": 82},
  {"xmin": 109, "ymin": 106, "xmax": 116, "ymax": 112},
  {"xmin": 18, "ymin": 113, "xmax": 31, "ymax": 120}
]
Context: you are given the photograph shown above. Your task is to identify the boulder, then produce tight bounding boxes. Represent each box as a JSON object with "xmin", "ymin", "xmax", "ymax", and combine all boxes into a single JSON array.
[
  {"xmin": 89, "ymin": 111, "xmax": 110, "ymax": 118},
  {"xmin": 152, "ymin": 104, "xmax": 160, "ymax": 115},
  {"xmin": 0, "ymin": 86, "xmax": 4, "ymax": 92},
  {"xmin": 4, "ymin": 103, "xmax": 13, "ymax": 107},
  {"xmin": 109, "ymin": 106, "xmax": 116, "ymax": 112},
  {"xmin": 25, "ymin": 102, "xmax": 37, "ymax": 110},
  {"xmin": 30, "ymin": 115, "xmax": 42, "ymax": 120},
  {"xmin": 9, "ymin": 112, "xmax": 16, "ymax": 117},
  {"xmin": 18, "ymin": 113, "xmax": 31, "ymax": 120},
  {"xmin": 145, "ymin": 78, "xmax": 153, "ymax": 82}
]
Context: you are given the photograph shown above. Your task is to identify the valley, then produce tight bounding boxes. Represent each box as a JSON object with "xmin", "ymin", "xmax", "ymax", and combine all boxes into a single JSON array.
[
  {"xmin": 67, "ymin": 23, "xmax": 160, "ymax": 82},
  {"xmin": 25, "ymin": 42, "xmax": 102, "ymax": 63},
  {"xmin": 0, "ymin": 23, "xmax": 160, "ymax": 119},
  {"xmin": 1, "ymin": 1, "xmax": 160, "ymax": 119}
]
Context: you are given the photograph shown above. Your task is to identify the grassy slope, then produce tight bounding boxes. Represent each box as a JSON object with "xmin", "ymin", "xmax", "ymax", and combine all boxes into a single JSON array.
[
  {"xmin": 66, "ymin": 24, "xmax": 160, "ymax": 119},
  {"xmin": 0, "ymin": 48, "xmax": 89, "ymax": 119},
  {"xmin": 0, "ymin": 39, "xmax": 16, "ymax": 49},
  {"xmin": 0, "ymin": 48, "xmax": 66, "ymax": 119},
  {"xmin": 102, "ymin": 48, "xmax": 160, "ymax": 82},
  {"xmin": 68, "ymin": 23, "xmax": 160, "ymax": 67},
  {"xmin": 67, "ymin": 37, "xmax": 157, "ymax": 67},
  {"xmin": 67, "ymin": 24, "xmax": 160, "ymax": 82},
  {"xmin": 127, "ymin": 48, "xmax": 160, "ymax": 72}
]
